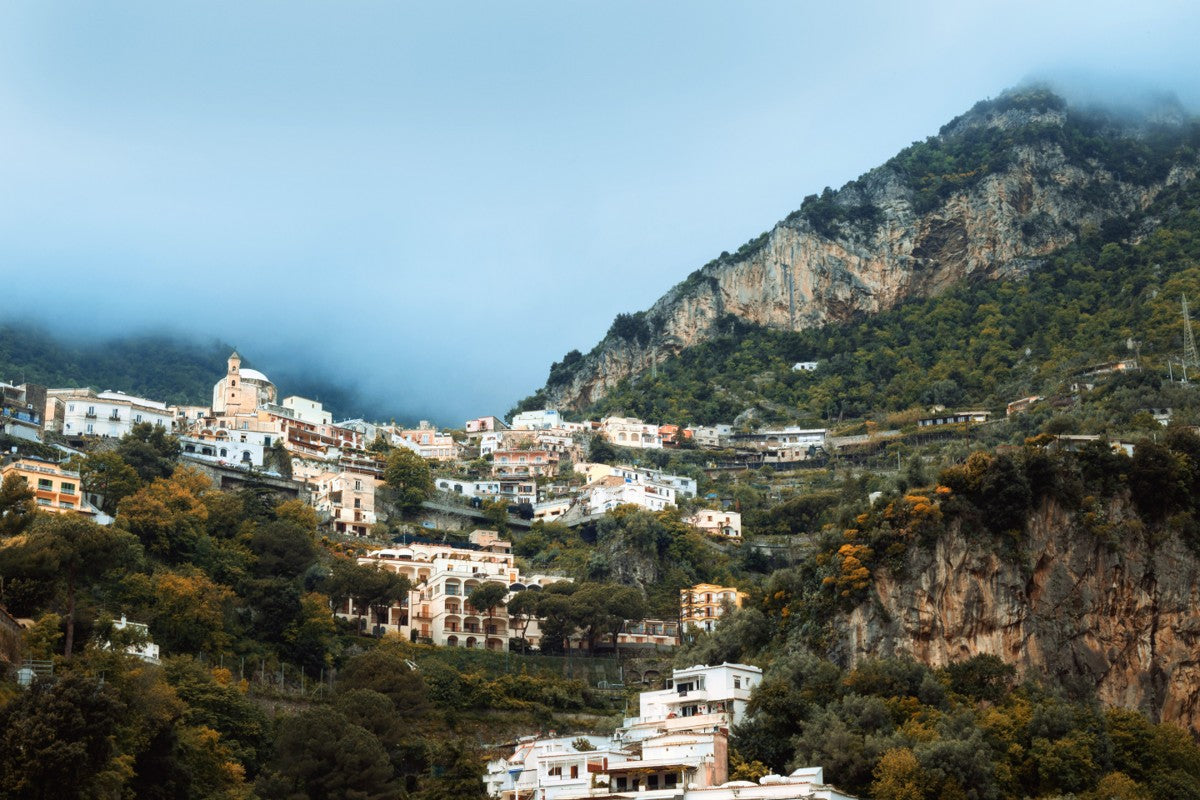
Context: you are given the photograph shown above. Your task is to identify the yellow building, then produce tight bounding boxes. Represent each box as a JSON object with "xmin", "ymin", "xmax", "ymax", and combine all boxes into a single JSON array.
[
  {"xmin": 680, "ymin": 583, "xmax": 747, "ymax": 632},
  {"xmin": 0, "ymin": 457, "xmax": 100, "ymax": 518}
]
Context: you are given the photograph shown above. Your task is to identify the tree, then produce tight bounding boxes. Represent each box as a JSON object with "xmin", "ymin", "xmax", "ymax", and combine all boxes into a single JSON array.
[
  {"xmin": 337, "ymin": 645, "xmax": 431, "ymax": 717},
  {"xmin": 326, "ymin": 558, "xmax": 410, "ymax": 630},
  {"xmin": 383, "ymin": 448, "xmax": 433, "ymax": 513},
  {"xmin": 0, "ymin": 514, "xmax": 136, "ymax": 657},
  {"xmin": 116, "ymin": 467, "xmax": 210, "ymax": 563},
  {"xmin": 467, "ymin": 582, "xmax": 508, "ymax": 619},
  {"xmin": 872, "ymin": 748, "xmax": 927, "ymax": 800},
  {"xmin": 0, "ymin": 669, "xmax": 126, "ymax": 800},
  {"xmin": 146, "ymin": 568, "xmax": 235, "ymax": 655},
  {"xmin": 77, "ymin": 451, "xmax": 142, "ymax": 516},
  {"xmin": 506, "ymin": 590, "xmax": 541, "ymax": 644},
  {"xmin": 256, "ymin": 708, "xmax": 404, "ymax": 800},
  {"xmin": 588, "ymin": 434, "xmax": 616, "ymax": 464},
  {"xmin": 115, "ymin": 422, "xmax": 180, "ymax": 483},
  {"xmin": 0, "ymin": 471, "xmax": 37, "ymax": 537}
]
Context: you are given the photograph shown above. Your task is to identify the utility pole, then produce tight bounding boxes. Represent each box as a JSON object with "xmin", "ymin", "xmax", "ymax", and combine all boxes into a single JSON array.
[{"xmin": 1183, "ymin": 295, "xmax": 1199, "ymax": 383}]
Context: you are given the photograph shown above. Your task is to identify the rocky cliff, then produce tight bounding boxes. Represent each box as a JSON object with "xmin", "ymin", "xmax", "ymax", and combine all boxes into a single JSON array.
[
  {"xmin": 531, "ymin": 91, "xmax": 1197, "ymax": 412},
  {"xmin": 836, "ymin": 498, "xmax": 1200, "ymax": 732}
]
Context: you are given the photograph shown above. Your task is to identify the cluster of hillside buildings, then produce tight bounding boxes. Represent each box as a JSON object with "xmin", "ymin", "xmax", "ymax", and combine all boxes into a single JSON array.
[
  {"xmin": 483, "ymin": 662, "xmax": 856, "ymax": 800},
  {"xmin": 2, "ymin": 353, "xmax": 766, "ymax": 540},
  {"xmin": 2, "ymin": 355, "xmax": 758, "ymax": 655}
]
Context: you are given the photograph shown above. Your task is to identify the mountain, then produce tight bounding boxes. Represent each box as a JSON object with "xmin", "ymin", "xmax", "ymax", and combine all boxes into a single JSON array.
[{"xmin": 521, "ymin": 87, "xmax": 1200, "ymax": 416}]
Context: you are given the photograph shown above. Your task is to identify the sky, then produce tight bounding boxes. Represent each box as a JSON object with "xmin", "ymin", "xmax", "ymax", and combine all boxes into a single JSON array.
[{"xmin": 2, "ymin": 1, "xmax": 1200, "ymax": 424}]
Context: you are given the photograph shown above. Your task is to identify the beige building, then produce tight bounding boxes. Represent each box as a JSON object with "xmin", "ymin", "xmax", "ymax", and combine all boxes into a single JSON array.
[
  {"xmin": 680, "ymin": 583, "xmax": 747, "ymax": 632},
  {"xmin": 600, "ymin": 416, "xmax": 662, "ymax": 449},
  {"xmin": 314, "ymin": 470, "xmax": 381, "ymax": 536},
  {"xmin": 211, "ymin": 352, "xmax": 276, "ymax": 415},
  {"xmin": 345, "ymin": 531, "xmax": 568, "ymax": 650},
  {"xmin": 685, "ymin": 510, "xmax": 742, "ymax": 539}
]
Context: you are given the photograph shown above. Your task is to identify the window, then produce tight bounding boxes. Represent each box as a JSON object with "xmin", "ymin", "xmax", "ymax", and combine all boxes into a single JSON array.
[
  {"xmin": 354, "ymin": 480, "xmax": 362, "ymax": 491},
  {"xmin": 38, "ymin": 479, "xmax": 53, "ymax": 491},
  {"xmin": 86, "ymin": 424, "xmax": 93, "ymax": 434},
  {"xmin": 37, "ymin": 498, "xmax": 51, "ymax": 506},
  {"xmin": 68, "ymin": 404, "xmax": 74, "ymax": 412},
  {"xmin": 547, "ymin": 766, "xmax": 562, "ymax": 778},
  {"xmin": 734, "ymin": 676, "xmax": 741, "ymax": 689},
  {"xmin": 570, "ymin": 765, "xmax": 579, "ymax": 779},
  {"xmin": 354, "ymin": 498, "xmax": 361, "ymax": 509},
  {"xmin": 60, "ymin": 482, "xmax": 75, "ymax": 495},
  {"xmin": 136, "ymin": 414, "xmax": 142, "ymax": 422}
]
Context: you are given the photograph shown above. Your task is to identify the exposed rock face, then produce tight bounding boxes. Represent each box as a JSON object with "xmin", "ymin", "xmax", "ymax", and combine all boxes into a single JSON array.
[
  {"xmin": 537, "ymin": 101, "xmax": 1194, "ymax": 411},
  {"xmin": 835, "ymin": 499, "xmax": 1200, "ymax": 733}
]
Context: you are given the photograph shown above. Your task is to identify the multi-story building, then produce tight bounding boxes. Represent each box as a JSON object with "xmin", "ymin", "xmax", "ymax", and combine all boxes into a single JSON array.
[
  {"xmin": 280, "ymin": 396, "xmax": 332, "ymax": 426},
  {"xmin": 684, "ymin": 510, "xmax": 742, "ymax": 539},
  {"xmin": 574, "ymin": 463, "xmax": 697, "ymax": 498},
  {"xmin": 0, "ymin": 457, "xmax": 103, "ymax": 519},
  {"xmin": 492, "ymin": 449, "xmax": 556, "ymax": 478},
  {"xmin": 388, "ymin": 422, "xmax": 458, "ymax": 461},
  {"xmin": 731, "ymin": 427, "xmax": 826, "ymax": 463},
  {"xmin": 510, "ymin": 409, "xmax": 564, "ymax": 430},
  {"xmin": 581, "ymin": 475, "xmax": 676, "ymax": 514},
  {"xmin": 0, "ymin": 381, "xmax": 45, "ymax": 442},
  {"xmin": 601, "ymin": 416, "xmax": 662, "ymax": 449},
  {"xmin": 312, "ymin": 471, "xmax": 381, "ymax": 536},
  {"xmin": 466, "ymin": 416, "xmax": 510, "ymax": 434},
  {"xmin": 680, "ymin": 584, "xmax": 747, "ymax": 632},
  {"xmin": 692, "ymin": 424, "xmax": 733, "ymax": 449},
  {"xmin": 179, "ymin": 434, "xmax": 266, "ymax": 468},
  {"xmin": 58, "ymin": 390, "xmax": 175, "ymax": 439},
  {"xmin": 346, "ymin": 531, "xmax": 569, "ymax": 650},
  {"xmin": 485, "ymin": 662, "xmax": 856, "ymax": 800}
]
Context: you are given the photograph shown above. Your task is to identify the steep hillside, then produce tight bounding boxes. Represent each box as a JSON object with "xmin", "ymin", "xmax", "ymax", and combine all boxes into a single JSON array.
[{"xmin": 522, "ymin": 88, "xmax": 1200, "ymax": 414}]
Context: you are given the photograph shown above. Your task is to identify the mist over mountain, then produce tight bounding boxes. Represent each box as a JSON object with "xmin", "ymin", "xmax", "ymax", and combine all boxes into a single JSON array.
[
  {"xmin": 520, "ymin": 84, "xmax": 1200, "ymax": 418},
  {"xmin": 0, "ymin": 319, "xmax": 411, "ymax": 423}
]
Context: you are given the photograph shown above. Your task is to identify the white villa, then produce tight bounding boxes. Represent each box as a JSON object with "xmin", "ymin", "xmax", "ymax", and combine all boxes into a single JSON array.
[{"xmin": 485, "ymin": 662, "xmax": 857, "ymax": 800}]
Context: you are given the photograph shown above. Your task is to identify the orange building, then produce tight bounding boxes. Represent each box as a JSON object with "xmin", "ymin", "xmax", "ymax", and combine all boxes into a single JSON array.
[
  {"xmin": 680, "ymin": 583, "xmax": 747, "ymax": 632},
  {"xmin": 0, "ymin": 457, "xmax": 102, "ymax": 518}
]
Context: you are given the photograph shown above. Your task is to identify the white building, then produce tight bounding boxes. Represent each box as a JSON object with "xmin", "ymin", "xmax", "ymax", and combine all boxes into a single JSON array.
[
  {"xmin": 582, "ymin": 476, "xmax": 676, "ymax": 514},
  {"xmin": 281, "ymin": 396, "xmax": 333, "ymax": 426},
  {"xmin": 179, "ymin": 434, "xmax": 266, "ymax": 468},
  {"xmin": 108, "ymin": 615, "xmax": 161, "ymax": 664},
  {"xmin": 685, "ymin": 510, "xmax": 742, "ymax": 539},
  {"xmin": 601, "ymin": 416, "xmax": 662, "ymax": 449},
  {"xmin": 60, "ymin": 390, "xmax": 175, "ymax": 438},
  {"xmin": 484, "ymin": 662, "xmax": 858, "ymax": 800},
  {"xmin": 792, "ymin": 361, "xmax": 819, "ymax": 372},
  {"xmin": 575, "ymin": 463, "xmax": 697, "ymax": 498},
  {"xmin": 511, "ymin": 409, "xmax": 565, "ymax": 430}
]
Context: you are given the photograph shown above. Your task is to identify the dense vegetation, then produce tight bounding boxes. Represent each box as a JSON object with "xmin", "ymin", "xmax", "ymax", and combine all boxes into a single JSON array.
[{"xmin": 669, "ymin": 434, "xmax": 1200, "ymax": 800}]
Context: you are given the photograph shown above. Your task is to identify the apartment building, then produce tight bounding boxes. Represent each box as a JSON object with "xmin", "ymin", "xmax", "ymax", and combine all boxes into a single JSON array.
[
  {"xmin": 388, "ymin": 422, "xmax": 458, "ymax": 461},
  {"xmin": 1, "ymin": 457, "xmax": 103, "ymax": 519},
  {"xmin": 492, "ymin": 449, "xmax": 556, "ymax": 478},
  {"xmin": 58, "ymin": 390, "xmax": 175, "ymax": 438},
  {"xmin": 348, "ymin": 531, "xmax": 568, "ymax": 650},
  {"xmin": 313, "ymin": 470, "xmax": 381, "ymax": 536},
  {"xmin": 485, "ymin": 662, "xmax": 856, "ymax": 800},
  {"xmin": 581, "ymin": 475, "xmax": 676, "ymax": 514},
  {"xmin": 1, "ymin": 382, "xmax": 45, "ymax": 442},
  {"xmin": 680, "ymin": 584, "xmax": 747, "ymax": 632}
]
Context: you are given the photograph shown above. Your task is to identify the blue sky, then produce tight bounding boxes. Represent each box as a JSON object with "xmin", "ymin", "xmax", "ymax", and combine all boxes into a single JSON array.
[{"xmin": 2, "ymin": 1, "xmax": 1199, "ymax": 423}]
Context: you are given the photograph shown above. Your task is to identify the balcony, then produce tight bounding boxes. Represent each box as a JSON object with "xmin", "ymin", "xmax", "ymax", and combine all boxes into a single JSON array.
[{"xmin": 84, "ymin": 412, "xmax": 97, "ymax": 419}]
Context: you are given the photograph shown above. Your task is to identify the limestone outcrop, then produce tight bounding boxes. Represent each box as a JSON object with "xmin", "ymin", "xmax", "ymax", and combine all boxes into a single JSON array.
[{"xmin": 835, "ymin": 499, "xmax": 1200, "ymax": 733}]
